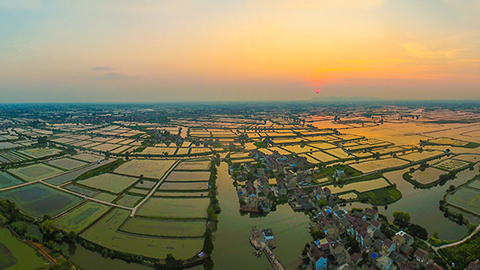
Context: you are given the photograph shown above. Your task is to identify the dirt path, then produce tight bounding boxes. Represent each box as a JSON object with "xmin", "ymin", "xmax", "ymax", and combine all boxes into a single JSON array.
[
  {"xmin": 130, "ymin": 159, "xmax": 182, "ymax": 217},
  {"xmin": 434, "ymin": 223, "xmax": 480, "ymax": 250}
]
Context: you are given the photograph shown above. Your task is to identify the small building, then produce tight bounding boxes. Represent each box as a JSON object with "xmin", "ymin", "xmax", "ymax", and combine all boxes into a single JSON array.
[
  {"xmin": 261, "ymin": 228, "xmax": 274, "ymax": 242},
  {"xmin": 377, "ymin": 255, "xmax": 395, "ymax": 270},
  {"xmin": 413, "ymin": 248, "xmax": 429, "ymax": 264},
  {"xmin": 308, "ymin": 245, "xmax": 328, "ymax": 270}
]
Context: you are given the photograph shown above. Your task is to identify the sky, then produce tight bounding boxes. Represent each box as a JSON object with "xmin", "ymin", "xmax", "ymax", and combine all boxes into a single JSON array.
[{"xmin": 1, "ymin": 0, "xmax": 480, "ymax": 103}]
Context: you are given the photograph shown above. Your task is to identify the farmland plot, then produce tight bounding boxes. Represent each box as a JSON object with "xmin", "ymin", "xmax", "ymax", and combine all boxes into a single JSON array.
[
  {"xmin": 137, "ymin": 197, "xmax": 209, "ymax": 218},
  {"xmin": 54, "ymin": 201, "xmax": 110, "ymax": 232},
  {"xmin": 447, "ymin": 187, "xmax": 480, "ymax": 215},
  {"xmin": 0, "ymin": 171, "xmax": 23, "ymax": 189},
  {"xmin": 434, "ymin": 159, "xmax": 470, "ymax": 171},
  {"xmin": 8, "ymin": 163, "xmax": 64, "ymax": 182},
  {"xmin": 19, "ymin": 148, "xmax": 61, "ymax": 158},
  {"xmin": 70, "ymin": 153, "xmax": 104, "ymax": 163},
  {"xmin": 411, "ymin": 167, "xmax": 446, "ymax": 184},
  {"xmin": 399, "ymin": 150, "xmax": 443, "ymax": 162},
  {"xmin": 79, "ymin": 173, "xmax": 138, "ymax": 194},
  {"xmin": 0, "ymin": 183, "xmax": 82, "ymax": 217},
  {"xmin": 116, "ymin": 194, "xmax": 142, "ymax": 207},
  {"xmin": 47, "ymin": 158, "xmax": 87, "ymax": 170},
  {"xmin": 114, "ymin": 159, "xmax": 176, "ymax": 179},
  {"xmin": 81, "ymin": 208, "xmax": 204, "ymax": 259},
  {"xmin": 308, "ymin": 151, "xmax": 338, "ymax": 162},
  {"xmin": 159, "ymin": 182, "xmax": 209, "ymax": 191},
  {"xmin": 176, "ymin": 160, "xmax": 210, "ymax": 171},
  {"xmin": 120, "ymin": 218, "xmax": 205, "ymax": 238},
  {"xmin": 166, "ymin": 171, "xmax": 210, "ymax": 181},
  {"xmin": 324, "ymin": 178, "xmax": 390, "ymax": 194},
  {"xmin": 350, "ymin": 158, "xmax": 409, "ymax": 173}
]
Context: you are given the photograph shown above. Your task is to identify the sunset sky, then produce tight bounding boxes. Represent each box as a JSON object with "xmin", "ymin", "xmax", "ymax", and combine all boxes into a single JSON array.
[{"xmin": 1, "ymin": 0, "xmax": 480, "ymax": 103}]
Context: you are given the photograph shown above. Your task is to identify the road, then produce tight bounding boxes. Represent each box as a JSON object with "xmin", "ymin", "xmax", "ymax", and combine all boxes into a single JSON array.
[{"xmin": 130, "ymin": 159, "xmax": 182, "ymax": 217}]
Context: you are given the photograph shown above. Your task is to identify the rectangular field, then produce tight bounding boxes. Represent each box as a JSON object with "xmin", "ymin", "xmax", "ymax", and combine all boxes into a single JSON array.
[
  {"xmin": 0, "ymin": 172, "xmax": 24, "ymax": 189},
  {"xmin": 324, "ymin": 178, "xmax": 390, "ymax": 194},
  {"xmin": 159, "ymin": 182, "xmax": 209, "ymax": 191},
  {"xmin": 447, "ymin": 187, "xmax": 480, "ymax": 215},
  {"xmin": 0, "ymin": 183, "xmax": 83, "ymax": 218},
  {"xmin": 134, "ymin": 180, "xmax": 157, "ymax": 189},
  {"xmin": 279, "ymin": 145, "xmax": 313, "ymax": 154},
  {"xmin": 70, "ymin": 153, "xmax": 104, "ymax": 163},
  {"xmin": 114, "ymin": 159, "xmax": 176, "ymax": 179},
  {"xmin": 18, "ymin": 148, "xmax": 61, "ymax": 158},
  {"xmin": 324, "ymin": 148, "xmax": 351, "ymax": 159},
  {"xmin": 81, "ymin": 208, "xmax": 204, "ymax": 259},
  {"xmin": 154, "ymin": 191, "xmax": 209, "ymax": 198},
  {"xmin": 399, "ymin": 150, "xmax": 443, "ymax": 162},
  {"xmin": 8, "ymin": 163, "xmax": 64, "ymax": 182},
  {"xmin": 47, "ymin": 158, "xmax": 88, "ymax": 170},
  {"xmin": 349, "ymin": 158, "xmax": 409, "ymax": 173},
  {"xmin": 78, "ymin": 173, "xmax": 138, "ymax": 194},
  {"xmin": 63, "ymin": 184, "xmax": 99, "ymax": 197},
  {"xmin": 94, "ymin": 192, "xmax": 118, "ymax": 202},
  {"xmin": 175, "ymin": 161, "xmax": 211, "ymax": 171},
  {"xmin": 120, "ymin": 218, "xmax": 205, "ymax": 237},
  {"xmin": 166, "ymin": 171, "xmax": 210, "ymax": 181},
  {"xmin": 434, "ymin": 159, "xmax": 470, "ymax": 171},
  {"xmin": 116, "ymin": 194, "xmax": 143, "ymax": 207},
  {"xmin": 54, "ymin": 201, "xmax": 111, "ymax": 232},
  {"xmin": 142, "ymin": 147, "xmax": 177, "ymax": 155},
  {"xmin": 308, "ymin": 151, "xmax": 338, "ymax": 162},
  {"xmin": 137, "ymin": 197, "xmax": 209, "ymax": 218}
]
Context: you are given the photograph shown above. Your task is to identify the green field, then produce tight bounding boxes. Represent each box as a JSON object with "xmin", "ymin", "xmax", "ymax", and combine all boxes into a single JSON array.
[
  {"xmin": 81, "ymin": 208, "xmax": 205, "ymax": 259},
  {"xmin": 54, "ymin": 201, "xmax": 111, "ymax": 232},
  {"xmin": 137, "ymin": 197, "xmax": 209, "ymax": 218},
  {"xmin": 116, "ymin": 194, "xmax": 142, "ymax": 207},
  {"xmin": 70, "ymin": 153, "xmax": 104, "ymax": 163},
  {"xmin": 114, "ymin": 159, "xmax": 176, "ymax": 179},
  {"xmin": 134, "ymin": 180, "xmax": 157, "ymax": 189},
  {"xmin": 128, "ymin": 188, "xmax": 150, "ymax": 195},
  {"xmin": 358, "ymin": 186, "xmax": 402, "ymax": 205},
  {"xmin": 120, "ymin": 217, "xmax": 205, "ymax": 237},
  {"xmin": 78, "ymin": 173, "xmax": 138, "ymax": 194},
  {"xmin": 0, "ymin": 172, "xmax": 24, "ymax": 189},
  {"xmin": 468, "ymin": 179, "xmax": 480, "ymax": 190},
  {"xmin": 166, "ymin": 171, "xmax": 210, "ymax": 181},
  {"xmin": 8, "ymin": 163, "xmax": 64, "ymax": 182},
  {"xmin": 0, "ymin": 227, "xmax": 47, "ymax": 270},
  {"xmin": 94, "ymin": 192, "xmax": 118, "ymax": 202},
  {"xmin": 159, "ymin": 182, "xmax": 208, "ymax": 191},
  {"xmin": 19, "ymin": 148, "xmax": 61, "ymax": 158},
  {"xmin": 0, "ymin": 183, "xmax": 83, "ymax": 218},
  {"xmin": 447, "ymin": 187, "xmax": 480, "ymax": 215},
  {"xmin": 154, "ymin": 191, "xmax": 209, "ymax": 198},
  {"xmin": 47, "ymin": 157, "xmax": 88, "ymax": 170},
  {"xmin": 63, "ymin": 184, "xmax": 99, "ymax": 197}
]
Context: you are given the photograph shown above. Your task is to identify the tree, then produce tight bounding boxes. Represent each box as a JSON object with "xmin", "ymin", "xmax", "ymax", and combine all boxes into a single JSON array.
[
  {"xmin": 318, "ymin": 200, "xmax": 326, "ymax": 208},
  {"xmin": 407, "ymin": 223, "xmax": 428, "ymax": 240},
  {"xmin": 393, "ymin": 211, "xmax": 411, "ymax": 228}
]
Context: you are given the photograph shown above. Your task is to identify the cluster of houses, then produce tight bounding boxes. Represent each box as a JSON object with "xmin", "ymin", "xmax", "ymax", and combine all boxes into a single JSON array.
[
  {"xmin": 230, "ymin": 149, "xmax": 318, "ymax": 213},
  {"xmin": 306, "ymin": 207, "xmax": 444, "ymax": 270}
]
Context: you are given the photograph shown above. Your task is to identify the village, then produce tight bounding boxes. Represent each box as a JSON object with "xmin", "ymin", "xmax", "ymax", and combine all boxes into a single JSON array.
[{"xmin": 228, "ymin": 147, "xmax": 480, "ymax": 270}]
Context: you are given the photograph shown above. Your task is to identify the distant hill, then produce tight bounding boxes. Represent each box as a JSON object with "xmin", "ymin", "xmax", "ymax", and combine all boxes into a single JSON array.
[{"xmin": 308, "ymin": 96, "xmax": 385, "ymax": 103}]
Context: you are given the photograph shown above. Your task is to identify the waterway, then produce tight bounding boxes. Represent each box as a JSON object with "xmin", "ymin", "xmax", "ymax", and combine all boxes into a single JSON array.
[{"xmin": 348, "ymin": 163, "xmax": 480, "ymax": 241}]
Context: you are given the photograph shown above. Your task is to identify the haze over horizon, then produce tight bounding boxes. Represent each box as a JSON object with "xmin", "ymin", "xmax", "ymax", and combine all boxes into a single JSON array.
[{"xmin": 1, "ymin": 0, "xmax": 480, "ymax": 103}]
